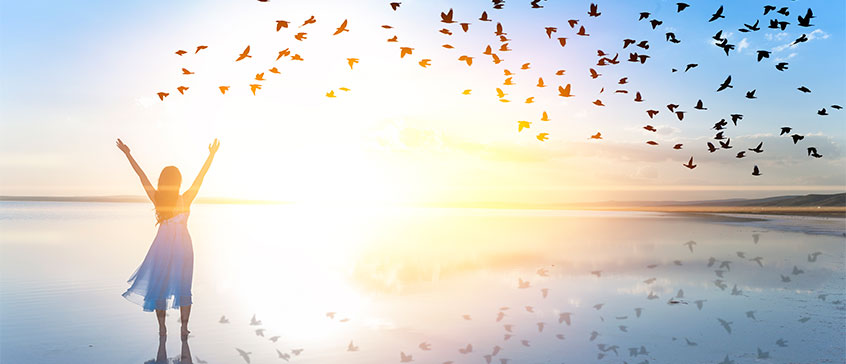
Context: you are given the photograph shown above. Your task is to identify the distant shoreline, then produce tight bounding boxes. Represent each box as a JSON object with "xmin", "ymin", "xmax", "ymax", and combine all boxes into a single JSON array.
[
  {"xmin": 0, "ymin": 195, "xmax": 288, "ymax": 205},
  {"xmin": 2, "ymin": 195, "xmax": 843, "ymax": 218}
]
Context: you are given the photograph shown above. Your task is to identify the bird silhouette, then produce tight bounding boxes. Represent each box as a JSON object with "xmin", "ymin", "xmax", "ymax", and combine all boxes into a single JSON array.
[
  {"xmin": 333, "ymin": 19, "xmax": 349, "ymax": 35},
  {"xmin": 752, "ymin": 165, "xmax": 762, "ymax": 176},
  {"xmin": 797, "ymin": 8, "xmax": 814, "ymax": 27},
  {"xmin": 710, "ymin": 6, "xmax": 725, "ymax": 22},
  {"xmin": 300, "ymin": 15, "xmax": 316, "ymax": 28},
  {"xmin": 440, "ymin": 8, "xmax": 455, "ymax": 23},
  {"xmin": 558, "ymin": 84, "xmax": 574, "ymax": 97},
  {"xmin": 807, "ymin": 147, "xmax": 823, "ymax": 158},
  {"xmin": 588, "ymin": 3, "xmax": 601, "ymax": 17},
  {"xmin": 236, "ymin": 45, "xmax": 251, "ymax": 61},
  {"xmin": 717, "ymin": 76, "xmax": 733, "ymax": 91},
  {"xmin": 707, "ymin": 142, "xmax": 719, "ymax": 153}
]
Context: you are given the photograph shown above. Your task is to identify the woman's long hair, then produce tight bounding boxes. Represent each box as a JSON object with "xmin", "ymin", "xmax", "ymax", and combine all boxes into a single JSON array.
[{"xmin": 155, "ymin": 166, "xmax": 182, "ymax": 225}]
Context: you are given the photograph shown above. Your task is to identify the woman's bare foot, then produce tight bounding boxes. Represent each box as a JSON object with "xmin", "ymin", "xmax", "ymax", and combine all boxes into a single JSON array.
[
  {"xmin": 181, "ymin": 325, "xmax": 190, "ymax": 337},
  {"xmin": 159, "ymin": 328, "xmax": 167, "ymax": 337}
]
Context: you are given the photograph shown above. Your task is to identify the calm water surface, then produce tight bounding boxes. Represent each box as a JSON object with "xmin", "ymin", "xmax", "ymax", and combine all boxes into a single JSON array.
[{"xmin": 1, "ymin": 202, "xmax": 844, "ymax": 364}]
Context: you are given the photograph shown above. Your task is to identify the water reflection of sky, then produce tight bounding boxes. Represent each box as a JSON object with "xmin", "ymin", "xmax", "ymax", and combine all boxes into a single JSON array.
[{"xmin": 1, "ymin": 202, "xmax": 843, "ymax": 363}]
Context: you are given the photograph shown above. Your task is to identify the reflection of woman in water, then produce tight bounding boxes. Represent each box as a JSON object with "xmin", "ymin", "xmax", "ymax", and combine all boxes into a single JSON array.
[
  {"xmin": 117, "ymin": 138, "xmax": 219, "ymax": 337},
  {"xmin": 145, "ymin": 336, "xmax": 194, "ymax": 364}
]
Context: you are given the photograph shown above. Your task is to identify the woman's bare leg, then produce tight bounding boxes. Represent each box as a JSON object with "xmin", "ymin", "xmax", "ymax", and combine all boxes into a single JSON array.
[
  {"xmin": 180, "ymin": 305, "xmax": 192, "ymax": 337},
  {"xmin": 155, "ymin": 309, "xmax": 167, "ymax": 336}
]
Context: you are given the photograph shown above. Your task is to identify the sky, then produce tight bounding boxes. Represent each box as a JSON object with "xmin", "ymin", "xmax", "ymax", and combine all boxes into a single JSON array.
[{"xmin": 0, "ymin": 0, "xmax": 844, "ymax": 204}]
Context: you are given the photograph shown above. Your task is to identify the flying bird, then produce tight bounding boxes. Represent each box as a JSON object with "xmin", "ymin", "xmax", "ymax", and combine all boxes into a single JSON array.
[
  {"xmin": 717, "ymin": 75, "xmax": 733, "ymax": 91},
  {"xmin": 588, "ymin": 3, "xmax": 601, "ymax": 17},
  {"xmin": 558, "ymin": 84, "xmax": 574, "ymax": 97},
  {"xmin": 333, "ymin": 19, "xmax": 349, "ymax": 35},
  {"xmin": 300, "ymin": 16, "xmax": 316, "ymax": 28},
  {"xmin": 236, "ymin": 46, "xmax": 251, "ymax": 61},
  {"xmin": 346, "ymin": 58, "xmax": 359, "ymax": 70},
  {"xmin": 710, "ymin": 6, "xmax": 725, "ymax": 22},
  {"xmin": 441, "ymin": 8, "xmax": 455, "ymax": 23},
  {"xmin": 797, "ymin": 8, "xmax": 814, "ymax": 27}
]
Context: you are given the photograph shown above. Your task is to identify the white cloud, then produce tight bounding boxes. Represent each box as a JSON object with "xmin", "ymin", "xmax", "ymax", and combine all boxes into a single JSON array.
[
  {"xmin": 764, "ymin": 32, "xmax": 789, "ymax": 42},
  {"xmin": 773, "ymin": 29, "xmax": 829, "ymax": 52},
  {"xmin": 737, "ymin": 38, "xmax": 750, "ymax": 53},
  {"xmin": 773, "ymin": 52, "xmax": 797, "ymax": 63}
]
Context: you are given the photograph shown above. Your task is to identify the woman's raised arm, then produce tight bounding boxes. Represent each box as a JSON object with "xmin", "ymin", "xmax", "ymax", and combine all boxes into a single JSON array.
[
  {"xmin": 183, "ymin": 139, "xmax": 219, "ymax": 206},
  {"xmin": 116, "ymin": 138, "xmax": 156, "ymax": 203}
]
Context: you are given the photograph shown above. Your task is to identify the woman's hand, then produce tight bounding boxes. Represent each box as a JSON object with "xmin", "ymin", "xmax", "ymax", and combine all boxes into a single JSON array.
[
  {"xmin": 116, "ymin": 138, "xmax": 131, "ymax": 155},
  {"xmin": 209, "ymin": 138, "xmax": 220, "ymax": 155}
]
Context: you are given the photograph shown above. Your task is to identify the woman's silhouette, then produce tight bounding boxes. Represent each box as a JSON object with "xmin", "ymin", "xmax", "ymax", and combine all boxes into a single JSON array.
[{"xmin": 117, "ymin": 138, "xmax": 219, "ymax": 337}]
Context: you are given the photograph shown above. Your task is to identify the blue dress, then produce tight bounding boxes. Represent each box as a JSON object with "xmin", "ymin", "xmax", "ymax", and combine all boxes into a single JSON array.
[{"xmin": 123, "ymin": 197, "xmax": 194, "ymax": 312}]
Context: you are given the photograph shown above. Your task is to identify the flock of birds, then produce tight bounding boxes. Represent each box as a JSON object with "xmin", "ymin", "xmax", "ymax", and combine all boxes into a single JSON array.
[
  {"xmin": 143, "ymin": 3, "xmax": 843, "ymax": 363},
  {"xmin": 156, "ymin": 1, "xmax": 840, "ymax": 178},
  {"xmin": 186, "ymin": 229, "xmax": 841, "ymax": 364}
]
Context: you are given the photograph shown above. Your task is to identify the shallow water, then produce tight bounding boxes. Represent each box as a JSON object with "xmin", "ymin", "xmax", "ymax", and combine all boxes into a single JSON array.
[{"xmin": 0, "ymin": 202, "xmax": 844, "ymax": 364}]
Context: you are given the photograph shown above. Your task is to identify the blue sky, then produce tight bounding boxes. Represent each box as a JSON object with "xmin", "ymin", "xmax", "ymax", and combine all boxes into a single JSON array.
[{"xmin": 0, "ymin": 0, "xmax": 844, "ymax": 203}]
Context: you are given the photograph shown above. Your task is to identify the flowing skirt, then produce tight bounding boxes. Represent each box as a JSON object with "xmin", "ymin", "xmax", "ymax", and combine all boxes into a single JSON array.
[{"xmin": 123, "ymin": 213, "xmax": 194, "ymax": 311}]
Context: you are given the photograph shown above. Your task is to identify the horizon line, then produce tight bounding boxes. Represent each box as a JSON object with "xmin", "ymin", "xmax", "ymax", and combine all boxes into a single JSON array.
[{"xmin": 1, "ymin": 192, "xmax": 844, "ymax": 207}]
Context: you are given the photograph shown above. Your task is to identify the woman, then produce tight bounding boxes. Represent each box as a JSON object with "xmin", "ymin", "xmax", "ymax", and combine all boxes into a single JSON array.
[{"xmin": 117, "ymin": 138, "xmax": 219, "ymax": 337}]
